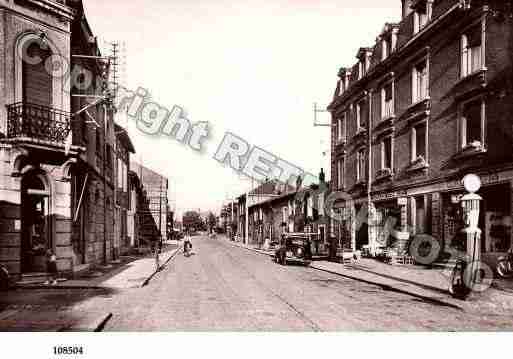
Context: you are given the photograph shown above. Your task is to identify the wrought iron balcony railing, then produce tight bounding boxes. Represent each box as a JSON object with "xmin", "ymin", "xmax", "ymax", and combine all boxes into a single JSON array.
[{"xmin": 6, "ymin": 102, "xmax": 71, "ymax": 144}]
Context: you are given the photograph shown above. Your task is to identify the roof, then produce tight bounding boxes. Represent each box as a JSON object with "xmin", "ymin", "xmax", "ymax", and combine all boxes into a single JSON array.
[
  {"xmin": 248, "ymin": 179, "xmax": 295, "ymax": 196},
  {"xmin": 115, "ymin": 123, "xmax": 136, "ymax": 153}
]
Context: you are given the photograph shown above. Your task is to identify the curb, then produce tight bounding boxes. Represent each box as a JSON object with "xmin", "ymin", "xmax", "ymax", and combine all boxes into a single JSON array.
[
  {"xmin": 225, "ymin": 239, "xmax": 463, "ymax": 310},
  {"xmin": 309, "ymin": 264, "xmax": 463, "ymax": 310},
  {"xmin": 14, "ymin": 284, "xmax": 106, "ymax": 290},
  {"xmin": 62, "ymin": 312, "xmax": 113, "ymax": 332},
  {"xmin": 141, "ymin": 247, "xmax": 182, "ymax": 288}
]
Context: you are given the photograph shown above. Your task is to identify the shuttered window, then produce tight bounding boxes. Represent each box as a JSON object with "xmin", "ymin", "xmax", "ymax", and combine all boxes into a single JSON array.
[{"xmin": 22, "ymin": 43, "xmax": 52, "ymax": 106}]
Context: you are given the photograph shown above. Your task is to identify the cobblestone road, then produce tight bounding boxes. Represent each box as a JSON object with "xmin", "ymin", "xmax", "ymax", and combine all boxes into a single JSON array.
[{"xmin": 101, "ymin": 236, "xmax": 513, "ymax": 331}]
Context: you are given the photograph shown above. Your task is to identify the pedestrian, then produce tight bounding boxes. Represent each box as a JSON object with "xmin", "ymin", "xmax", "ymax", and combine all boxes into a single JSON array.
[{"xmin": 44, "ymin": 249, "xmax": 58, "ymax": 286}]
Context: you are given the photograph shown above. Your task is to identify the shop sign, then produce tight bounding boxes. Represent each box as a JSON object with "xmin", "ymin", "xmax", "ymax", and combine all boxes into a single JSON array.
[
  {"xmin": 372, "ymin": 190, "xmax": 407, "ymax": 202},
  {"xmin": 446, "ymin": 172, "xmax": 507, "ymax": 191},
  {"xmin": 397, "ymin": 197, "xmax": 407, "ymax": 206}
]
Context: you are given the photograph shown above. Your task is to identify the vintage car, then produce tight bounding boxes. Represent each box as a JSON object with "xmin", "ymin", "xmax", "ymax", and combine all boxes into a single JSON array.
[{"xmin": 274, "ymin": 233, "xmax": 314, "ymax": 266}]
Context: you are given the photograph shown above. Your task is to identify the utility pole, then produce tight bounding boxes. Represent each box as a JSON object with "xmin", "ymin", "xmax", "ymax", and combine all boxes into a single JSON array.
[{"xmin": 158, "ymin": 177, "xmax": 163, "ymax": 244}]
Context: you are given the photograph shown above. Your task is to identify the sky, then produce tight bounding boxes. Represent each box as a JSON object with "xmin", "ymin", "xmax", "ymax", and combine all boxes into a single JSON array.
[{"xmin": 84, "ymin": 0, "xmax": 400, "ymax": 219}]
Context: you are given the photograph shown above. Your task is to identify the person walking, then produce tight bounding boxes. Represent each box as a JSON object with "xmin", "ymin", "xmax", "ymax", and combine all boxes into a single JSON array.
[{"xmin": 44, "ymin": 249, "xmax": 58, "ymax": 285}]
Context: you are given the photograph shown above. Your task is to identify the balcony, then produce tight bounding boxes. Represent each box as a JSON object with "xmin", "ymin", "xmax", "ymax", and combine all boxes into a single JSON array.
[{"xmin": 6, "ymin": 102, "xmax": 71, "ymax": 144}]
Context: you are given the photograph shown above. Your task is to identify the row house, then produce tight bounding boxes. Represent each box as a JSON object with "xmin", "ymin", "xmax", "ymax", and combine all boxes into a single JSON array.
[
  {"xmin": 246, "ymin": 171, "xmax": 332, "ymax": 255},
  {"xmin": 114, "ymin": 124, "xmax": 135, "ymax": 256},
  {"xmin": 0, "ymin": 0, "xmax": 133, "ymax": 279},
  {"xmin": 245, "ymin": 180, "xmax": 288, "ymax": 246},
  {"xmin": 328, "ymin": 0, "xmax": 513, "ymax": 265}
]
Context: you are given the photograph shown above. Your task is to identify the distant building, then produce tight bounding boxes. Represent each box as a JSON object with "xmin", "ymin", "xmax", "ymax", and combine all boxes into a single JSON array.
[{"xmin": 130, "ymin": 161, "xmax": 168, "ymax": 245}]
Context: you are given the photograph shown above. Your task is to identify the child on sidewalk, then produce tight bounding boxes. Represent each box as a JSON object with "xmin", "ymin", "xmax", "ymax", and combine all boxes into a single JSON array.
[{"xmin": 44, "ymin": 249, "xmax": 58, "ymax": 286}]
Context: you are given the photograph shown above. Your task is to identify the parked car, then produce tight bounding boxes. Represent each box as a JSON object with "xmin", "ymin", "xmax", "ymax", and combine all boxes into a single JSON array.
[{"xmin": 274, "ymin": 233, "xmax": 313, "ymax": 266}]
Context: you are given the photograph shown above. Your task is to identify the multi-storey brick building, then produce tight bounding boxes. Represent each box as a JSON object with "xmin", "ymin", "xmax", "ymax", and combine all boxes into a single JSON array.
[{"xmin": 328, "ymin": 0, "xmax": 513, "ymax": 265}]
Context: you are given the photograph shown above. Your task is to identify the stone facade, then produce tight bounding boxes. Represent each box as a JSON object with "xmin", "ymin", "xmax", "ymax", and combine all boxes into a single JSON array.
[{"xmin": 0, "ymin": 0, "xmax": 129, "ymax": 279}]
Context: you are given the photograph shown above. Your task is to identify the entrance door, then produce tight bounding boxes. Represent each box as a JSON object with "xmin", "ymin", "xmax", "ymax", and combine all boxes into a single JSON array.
[{"xmin": 21, "ymin": 174, "xmax": 50, "ymax": 273}]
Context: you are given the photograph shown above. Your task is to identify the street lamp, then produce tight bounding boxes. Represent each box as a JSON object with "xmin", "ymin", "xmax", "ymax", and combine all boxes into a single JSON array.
[{"xmin": 461, "ymin": 174, "xmax": 482, "ymax": 287}]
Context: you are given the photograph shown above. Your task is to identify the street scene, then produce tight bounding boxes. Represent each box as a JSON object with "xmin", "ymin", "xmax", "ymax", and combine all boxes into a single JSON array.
[
  {"xmin": 2, "ymin": 234, "xmax": 513, "ymax": 331},
  {"xmin": 2, "ymin": 0, "xmax": 513, "ymax": 335}
]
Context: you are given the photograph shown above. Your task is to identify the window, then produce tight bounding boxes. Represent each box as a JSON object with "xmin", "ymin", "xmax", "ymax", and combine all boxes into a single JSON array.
[
  {"xmin": 318, "ymin": 192, "xmax": 325, "ymax": 216},
  {"xmin": 460, "ymin": 99, "xmax": 484, "ymax": 149},
  {"xmin": 282, "ymin": 206, "xmax": 288, "ymax": 222},
  {"xmin": 307, "ymin": 196, "xmax": 313, "ymax": 218},
  {"xmin": 411, "ymin": 122, "xmax": 427, "ymax": 161},
  {"xmin": 123, "ymin": 162, "xmax": 128, "ymax": 192},
  {"xmin": 382, "ymin": 82, "xmax": 394, "ymax": 119},
  {"xmin": 356, "ymin": 100, "xmax": 366, "ymax": 129},
  {"xmin": 357, "ymin": 148, "xmax": 366, "ymax": 182},
  {"xmin": 381, "ymin": 137, "xmax": 392, "ymax": 170},
  {"xmin": 358, "ymin": 61, "xmax": 365, "ymax": 80},
  {"xmin": 413, "ymin": 1, "xmax": 432, "ymax": 34},
  {"xmin": 412, "ymin": 60, "xmax": 429, "ymax": 103},
  {"xmin": 337, "ymin": 113, "xmax": 346, "ymax": 142},
  {"xmin": 461, "ymin": 28, "xmax": 482, "ymax": 78},
  {"xmin": 382, "ymin": 35, "xmax": 392, "ymax": 61},
  {"xmin": 337, "ymin": 157, "xmax": 345, "ymax": 190},
  {"xmin": 117, "ymin": 158, "xmax": 123, "ymax": 189}
]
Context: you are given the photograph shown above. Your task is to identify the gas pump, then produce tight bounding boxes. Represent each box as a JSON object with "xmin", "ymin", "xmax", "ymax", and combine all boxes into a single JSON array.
[{"xmin": 449, "ymin": 174, "xmax": 482, "ymax": 299}]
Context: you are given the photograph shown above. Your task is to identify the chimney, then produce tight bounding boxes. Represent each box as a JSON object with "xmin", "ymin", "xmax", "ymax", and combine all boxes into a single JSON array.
[
  {"xmin": 401, "ymin": 0, "xmax": 414, "ymax": 19},
  {"xmin": 319, "ymin": 168, "xmax": 326, "ymax": 184}
]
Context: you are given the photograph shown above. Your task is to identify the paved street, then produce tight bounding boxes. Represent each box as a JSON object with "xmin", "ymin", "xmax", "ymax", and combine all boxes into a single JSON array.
[{"xmin": 98, "ymin": 236, "xmax": 513, "ymax": 331}]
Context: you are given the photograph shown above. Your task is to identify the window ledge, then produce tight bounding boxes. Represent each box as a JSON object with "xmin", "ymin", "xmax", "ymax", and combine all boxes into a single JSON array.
[
  {"xmin": 407, "ymin": 157, "xmax": 429, "ymax": 172},
  {"xmin": 376, "ymin": 168, "xmax": 394, "ymax": 181},
  {"xmin": 458, "ymin": 68, "xmax": 487, "ymax": 85},
  {"xmin": 454, "ymin": 143, "xmax": 487, "ymax": 160}
]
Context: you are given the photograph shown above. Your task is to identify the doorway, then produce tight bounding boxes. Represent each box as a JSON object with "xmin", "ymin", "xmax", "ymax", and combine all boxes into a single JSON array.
[{"xmin": 21, "ymin": 173, "xmax": 51, "ymax": 273}]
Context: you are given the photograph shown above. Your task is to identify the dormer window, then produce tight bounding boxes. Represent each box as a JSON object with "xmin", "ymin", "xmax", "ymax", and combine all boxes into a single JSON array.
[
  {"xmin": 337, "ymin": 69, "xmax": 352, "ymax": 95},
  {"xmin": 358, "ymin": 60, "xmax": 365, "ymax": 80},
  {"xmin": 413, "ymin": 0, "xmax": 433, "ymax": 34},
  {"xmin": 357, "ymin": 49, "xmax": 371, "ymax": 80},
  {"xmin": 344, "ymin": 72, "xmax": 351, "ymax": 90},
  {"xmin": 382, "ymin": 35, "xmax": 392, "ymax": 61}
]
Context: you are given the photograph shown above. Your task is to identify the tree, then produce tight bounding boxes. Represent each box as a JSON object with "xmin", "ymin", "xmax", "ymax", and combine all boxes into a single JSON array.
[
  {"xmin": 207, "ymin": 212, "xmax": 217, "ymax": 230},
  {"xmin": 183, "ymin": 211, "xmax": 202, "ymax": 231}
]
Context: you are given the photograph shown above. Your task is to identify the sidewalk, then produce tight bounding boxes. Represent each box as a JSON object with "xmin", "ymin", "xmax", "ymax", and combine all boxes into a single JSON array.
[
  {"xmin": 222, "ymin": 236, "xmax": 513, "ymax": 313},
  {"xmin": 17, "ymin": 242, "xmax": 181, "ymax": 290},
  {"xmin": 0, "ymin": 242, "xmax": 182, "ymax": 331}
]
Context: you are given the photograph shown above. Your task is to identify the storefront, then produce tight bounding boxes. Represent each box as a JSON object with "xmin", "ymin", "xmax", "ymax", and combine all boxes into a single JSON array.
[{"xmin": 442, "ymin": 182, "xmax": 511, "ymax": 259}]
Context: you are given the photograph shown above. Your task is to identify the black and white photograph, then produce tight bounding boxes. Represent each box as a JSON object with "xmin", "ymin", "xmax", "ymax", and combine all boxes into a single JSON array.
[{"xmin": 1, "ymin": 0, "xmax": 513, "ymax": 355}]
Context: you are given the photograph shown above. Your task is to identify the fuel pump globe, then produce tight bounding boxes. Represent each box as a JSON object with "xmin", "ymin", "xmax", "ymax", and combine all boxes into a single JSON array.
[{"xmin": 462, "ymin": 174, "xmax": 481, "ymax": 193}]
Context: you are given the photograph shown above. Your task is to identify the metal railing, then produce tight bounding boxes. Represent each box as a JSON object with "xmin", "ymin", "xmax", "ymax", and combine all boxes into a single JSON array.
[{"xmin": 6, "ymin": 102, "xmax": 71, "ymax": 144}]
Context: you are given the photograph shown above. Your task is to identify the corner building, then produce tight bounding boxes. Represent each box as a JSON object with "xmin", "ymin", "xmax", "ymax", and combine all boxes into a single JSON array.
[{"xmin": 328, "ymin": 0, "xmax": 513, "ymax": 266}]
